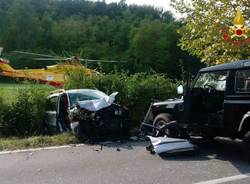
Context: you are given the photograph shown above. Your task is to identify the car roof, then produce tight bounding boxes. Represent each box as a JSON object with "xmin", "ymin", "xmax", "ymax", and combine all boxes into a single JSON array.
[
  {"xmin": 200, "ymin": 60, "xmax": 250, "ymax": 72},
  {"xmin": 47, "ymin": 89, "xmax": 104, "ymax": 99},
  {"xmin": 65, "ymin": 89, "xmax": 101, "ymax": 94}
]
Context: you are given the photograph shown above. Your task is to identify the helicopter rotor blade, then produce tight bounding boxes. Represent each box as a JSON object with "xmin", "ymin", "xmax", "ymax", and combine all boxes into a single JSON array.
[
  {"xmin": 34, "ymin": 57, "xmax": 66, "ymax": 61},
  {"xmin": 34, "ymin": 57, "xmax": 125, "ymax": 63},
  {"xmin": 12, "ymin": 51, "xmax": 59, "ymax": 58},
  {"xmin": 12, "ymin": 51, "xmax": 126, "ymax": 63},
  {"xmin": 79, "ymin": 59, "xmax": 125, "ymax": 63}
]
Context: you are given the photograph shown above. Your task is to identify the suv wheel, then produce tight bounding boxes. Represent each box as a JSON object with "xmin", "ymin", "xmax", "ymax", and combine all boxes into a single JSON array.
[
  {"xmin": 243, "ymin": 131, "xmax": 250, "ymax": 161},
  {"xmin": 153, "ymin": 113, "xmax": 178, "ymax": 137}
]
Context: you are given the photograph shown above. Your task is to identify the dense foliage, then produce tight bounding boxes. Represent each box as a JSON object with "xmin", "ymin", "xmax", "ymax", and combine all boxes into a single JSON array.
[
  {"xmin": 0, "ymin": 0, "xmax": 201, "ymax": 78},
  {"xmin": 171, "ymin": 0, "xmax": 250, "ymax": 65},
  {"xmin": 65, "ymin": 69, "xmax": 179, "ymax": 124},
  {"xmin": 0, "ymin": 84, "xmax": 51, "ymax": 136},
  {"xmin": 0, "ymin": 72, "xmax": 178, "ymax": 136}
]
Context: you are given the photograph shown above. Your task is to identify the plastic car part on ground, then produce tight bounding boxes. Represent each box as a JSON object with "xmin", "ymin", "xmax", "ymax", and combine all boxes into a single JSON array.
[
  {"xmin": 146, "ymin": 136, "xmax": 196, "ymax": 155},
  {"xmin": 76, "ymin": 92, "xmax": 119, "ymax": 111}
]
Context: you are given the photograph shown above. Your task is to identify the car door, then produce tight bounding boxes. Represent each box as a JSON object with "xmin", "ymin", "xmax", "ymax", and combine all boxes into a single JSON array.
[
  {"xmin": 187, "ymin": 71, "xmax": 227, "ymax": 128},
  {"xmin": 57, "ymin": 93, "xmax": 71, "ymax": 132},
  {"xmin": 45, "ymin": 95, "xmax": 58, "ymax": 130},
  {"xmin": 224, "ymin": 69, "xmax": 250, "ymax": 133}
]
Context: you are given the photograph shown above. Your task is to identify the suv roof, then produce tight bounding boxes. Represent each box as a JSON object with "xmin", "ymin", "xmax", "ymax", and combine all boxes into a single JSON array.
[{"xmin": 200, "ymin": 60, "xmax": 250, "ymax": 73}]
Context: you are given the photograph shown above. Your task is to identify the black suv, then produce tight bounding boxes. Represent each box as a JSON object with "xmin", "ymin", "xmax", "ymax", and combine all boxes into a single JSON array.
[{"xmin": 141, "ymin": 60, "xmax": 250, "ymax": 158}]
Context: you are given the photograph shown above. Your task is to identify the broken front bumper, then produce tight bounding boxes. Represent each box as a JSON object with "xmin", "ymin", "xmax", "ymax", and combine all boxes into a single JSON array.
[
  {"xmin": 77, "ymin": 118, "xmax": 130, "ymax": 138},
  {"xmin": 140, "ymin": 122, "xmax": 155, "ymax": 135},
  {"xmin": 146, "ymin": 136, "xmax": 196, "ymax": 155}
]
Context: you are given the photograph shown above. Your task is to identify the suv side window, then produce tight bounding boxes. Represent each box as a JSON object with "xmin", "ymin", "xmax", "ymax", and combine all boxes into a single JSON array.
[
  {"xmin": 194, "ymin": 71, "xmax": 228, "ymax": 91},
  {"xmin": 235, "ymin": 69, "xmax": 250, "ymax": 93}
]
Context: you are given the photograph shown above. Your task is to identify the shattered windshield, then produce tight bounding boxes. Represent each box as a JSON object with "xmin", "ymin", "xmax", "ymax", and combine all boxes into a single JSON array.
[
  {"xmin": 68, "ymin": 90, "xmax": 108, "ymax": 106},
  {"xmin": 194, "ymin": 71, "xmax": 228, "ymax": 91}
]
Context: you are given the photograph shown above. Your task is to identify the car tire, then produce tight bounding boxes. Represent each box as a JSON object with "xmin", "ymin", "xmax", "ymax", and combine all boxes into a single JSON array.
[
  {"xmin": 75, "ymin": 124, "xmax": 86, "ymax": 142},
  {"xmin": 42, "ymin": 121, "xmax": 54, "ymax": 135},
  {"xmin": 56, "ymin": 120, "xmax": 63, "ymax": 134},
  {"xmin": 76, "ymin": 121, "xmax": 94, "ymax": 141},
  {"xmin": 153, "ymin": 113, "xmax": 178, "ymax": 137},
  {"xmin": 243, "ymin": 131, "xmax": 250, "ymax": 162}
]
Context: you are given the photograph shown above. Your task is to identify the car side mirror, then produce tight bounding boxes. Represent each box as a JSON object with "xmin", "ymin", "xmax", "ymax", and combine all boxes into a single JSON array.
[{"xmin": 177, "ymin": 85, "xmax": 184, "ymax": 95}]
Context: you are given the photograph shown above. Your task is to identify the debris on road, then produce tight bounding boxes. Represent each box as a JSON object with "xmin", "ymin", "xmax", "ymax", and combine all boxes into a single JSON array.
[
  {"xmin": 93, "ymin": 145, "xmax": 103, "ymax": 152},
  {"xmin": 116, "ymin": 148, "xmax": 121, "ymax": 152},
  {"xmin": 146, "ymin": 136, "xmax": 196, "ymax": 155}
]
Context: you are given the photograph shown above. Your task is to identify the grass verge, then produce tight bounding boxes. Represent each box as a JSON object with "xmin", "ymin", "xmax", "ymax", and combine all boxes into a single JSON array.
[
  {"xmin": 0, "ymin": 133, "xmax": 79, "ymax": 151},
  {"xmin": 0, "ymin": 82, "xmax": 54, "ymax": 104}
]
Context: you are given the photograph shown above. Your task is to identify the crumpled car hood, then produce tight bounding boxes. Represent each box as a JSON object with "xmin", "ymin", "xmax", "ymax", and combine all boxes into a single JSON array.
[{"xmin": 76, "ymin": 92, "xmax": 119, "ymax": 111}]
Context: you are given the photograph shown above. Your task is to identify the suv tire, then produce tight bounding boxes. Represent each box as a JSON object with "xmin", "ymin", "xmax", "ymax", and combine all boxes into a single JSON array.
[
  {"xmin": 243, "ymin": 131, "xmax": 250, "ymax": 161},
  {"xmin": 153, "ymin": 113, "xmax": 178, "ymax": 137}
]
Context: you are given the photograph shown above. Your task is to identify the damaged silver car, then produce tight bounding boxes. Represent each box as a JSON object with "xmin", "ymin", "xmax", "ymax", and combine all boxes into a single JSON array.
[{"xmin": 44, "ymin": 89, "xmax": 130, "ymax": 138}]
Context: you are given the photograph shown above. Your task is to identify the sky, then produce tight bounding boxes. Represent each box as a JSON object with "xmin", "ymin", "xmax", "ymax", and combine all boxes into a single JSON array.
[
  {"xmin": 92, "ymin": 0, "xmax": 181, "ymax": 18},
  {"xmin": 105, "ymin": 0, "xmax": 172, "ymax": 11}
]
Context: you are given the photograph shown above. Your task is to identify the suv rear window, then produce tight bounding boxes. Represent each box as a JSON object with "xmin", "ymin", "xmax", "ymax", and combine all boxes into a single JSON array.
[{"xmin": 235, "ymin": 69, "xmax": 250, "ymax": 93}]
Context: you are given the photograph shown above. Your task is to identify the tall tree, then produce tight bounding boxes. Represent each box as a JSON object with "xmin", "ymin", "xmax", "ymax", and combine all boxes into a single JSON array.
[
  {"xmin": 127, "ymin": 20, "xmax": 181, "ymax": 77},
  {"xmin": 0, "ymin": 0, "xmax": 202, "ymax": 76},
  {"xmin": 171, "ymin": 0, "xmax": 250, "ymax": 65}
]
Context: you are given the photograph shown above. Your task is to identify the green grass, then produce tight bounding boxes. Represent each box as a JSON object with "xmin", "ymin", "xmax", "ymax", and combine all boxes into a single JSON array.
[
  {"xmin": 0, "ymin": 82, "xmax": 74, "ymax": 151},
  {"xmin": 0, "ymin": 82, "xmax": 55, "ymax": 104},
  {"xmin": 0, "ymin": 83, "xmax": 20, "ymax": 103},
  {"xmin": 0, "ymin": 133, "xmax": 78, "ymax": 151}
]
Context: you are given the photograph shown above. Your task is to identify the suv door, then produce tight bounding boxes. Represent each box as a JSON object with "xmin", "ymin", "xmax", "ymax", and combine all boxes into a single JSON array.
[
  {"xmin": 188, "ymin": 71, "xmax": 227, "ymax": 129},
  {"xmin": 224, "ymin": 69, "xmax": 250, "ymax": 135}
]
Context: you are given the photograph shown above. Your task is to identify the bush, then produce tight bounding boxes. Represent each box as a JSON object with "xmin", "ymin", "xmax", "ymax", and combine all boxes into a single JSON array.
[
  {"xmin": 0, "ymin": 84, "xmax": 51, "ymax": 136},
  {"xmin": 0, "ymin": 97, "xmax": 9, "ymax": 135},
  {"xmin": 0, "ymin": 72, "xmax": 179, "ymax": 136},
  {"xmin": 65, "ymin": 69, "xmax": 179, "ymax": 125}
]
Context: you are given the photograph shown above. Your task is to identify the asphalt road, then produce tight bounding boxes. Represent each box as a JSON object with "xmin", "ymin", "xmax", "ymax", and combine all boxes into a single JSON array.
[{"xmin": 0, "ymin": 138, "xmax": 250, "ymax": 184}]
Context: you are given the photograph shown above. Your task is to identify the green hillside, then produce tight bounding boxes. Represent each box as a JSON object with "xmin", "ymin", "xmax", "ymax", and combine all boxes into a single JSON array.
[{"xmin": 0, "ymin": 0, "xmax": 202, "ymax": 78}]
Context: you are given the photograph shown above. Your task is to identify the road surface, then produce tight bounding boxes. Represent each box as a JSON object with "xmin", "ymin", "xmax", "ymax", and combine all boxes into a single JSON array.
[{"xmin": 0, "ymin": 138, "xmax": 250, "ymax": 184}]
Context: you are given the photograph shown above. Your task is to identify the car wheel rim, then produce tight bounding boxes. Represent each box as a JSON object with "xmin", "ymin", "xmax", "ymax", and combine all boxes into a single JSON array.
[{"xmin": 155, "ymin": 120, "xmax": 166, "ymax": 136}]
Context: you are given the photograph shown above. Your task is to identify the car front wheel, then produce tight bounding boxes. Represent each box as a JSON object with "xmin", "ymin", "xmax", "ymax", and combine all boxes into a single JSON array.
[
  {"xmin": 56, "ymin": 120, "xmax": 63, "ymax": 134},
  {"xmin": 153, "ymin": 113, "xmax": 178, "ymax": 137}
]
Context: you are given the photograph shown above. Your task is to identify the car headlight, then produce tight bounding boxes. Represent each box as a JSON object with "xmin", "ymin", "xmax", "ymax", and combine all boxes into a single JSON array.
[{"xmin": 114, "ymin": 109, "xmax": 123, "ymax": 116}]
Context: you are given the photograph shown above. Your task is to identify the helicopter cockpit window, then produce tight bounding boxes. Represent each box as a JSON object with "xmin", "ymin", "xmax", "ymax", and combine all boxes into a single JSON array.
[
  {"xmin": 235, "ymin": 69, "xmax": 250, "ymax": 93},
  {"xmin": 194, "ymin": 71, "xmax": 228, "ymax": 91}
]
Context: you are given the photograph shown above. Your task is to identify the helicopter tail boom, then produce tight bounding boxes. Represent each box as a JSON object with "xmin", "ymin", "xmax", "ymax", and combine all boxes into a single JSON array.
[{"xmin": 0, "ymin": 58, "xmax": 15, "ymax": 72}]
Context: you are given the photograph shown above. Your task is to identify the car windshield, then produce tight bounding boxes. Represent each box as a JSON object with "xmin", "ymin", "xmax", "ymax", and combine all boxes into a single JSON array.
[
  {"xmin": 68, "ymin": 90, "xmax": 108, "ymax": 107},
  {"xmin": 194, "ymin": 71, "xmax": 228, "ymax": 91}
]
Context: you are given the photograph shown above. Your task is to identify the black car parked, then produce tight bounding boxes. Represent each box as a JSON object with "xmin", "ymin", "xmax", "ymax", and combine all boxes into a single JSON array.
[{"xmin": 141, "ymin": 60, "xmax": 250, "ymax": 159}]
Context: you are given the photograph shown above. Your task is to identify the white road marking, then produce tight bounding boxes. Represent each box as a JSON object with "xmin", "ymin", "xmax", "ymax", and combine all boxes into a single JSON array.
[
  {"xmin": 0, "ymin": 144, "xmax": 85, "ymax": 155},
  {"xmin": 194, "ymin": 173, "xmax": 250, "ymax": 184}
]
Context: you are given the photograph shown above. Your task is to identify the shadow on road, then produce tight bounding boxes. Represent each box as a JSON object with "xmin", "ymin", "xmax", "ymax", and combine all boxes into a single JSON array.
[
  {"xmin": 82, "ymin": 134, "xmax": 149, "ymax": 151},
  {"xmin": 82, "ymin": 135, "xmax": 250, "ymax": 174},
  {"xmin": 159, "ymin": 138, "xmax": 250, "ymax": 174}
]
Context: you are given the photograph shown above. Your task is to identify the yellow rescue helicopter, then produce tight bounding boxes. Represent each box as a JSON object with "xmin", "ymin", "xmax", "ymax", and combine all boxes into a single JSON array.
[{"xmin": 0, "ymin": 48, "xmax": 120, "ymax": 87}]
